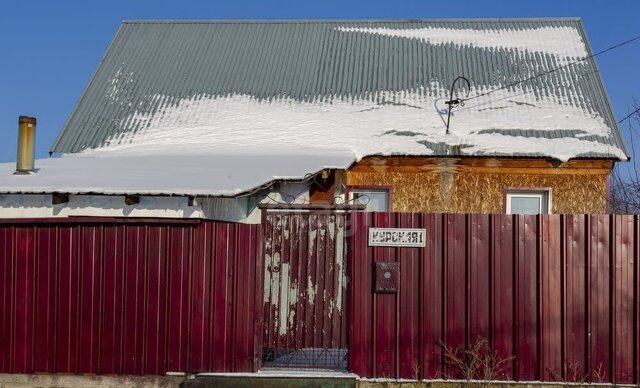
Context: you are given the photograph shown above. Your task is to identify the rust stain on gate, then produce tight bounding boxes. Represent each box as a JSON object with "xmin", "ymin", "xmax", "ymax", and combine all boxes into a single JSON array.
[{"xmin": 261, "ymin": 211, "xmax": 348, "ymax": 369}]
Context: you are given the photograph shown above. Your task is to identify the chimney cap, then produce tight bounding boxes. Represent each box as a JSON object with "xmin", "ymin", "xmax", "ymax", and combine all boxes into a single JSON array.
[{"xmin": 19, "ymin": 116, "xmax": 36, "ymax": 124}]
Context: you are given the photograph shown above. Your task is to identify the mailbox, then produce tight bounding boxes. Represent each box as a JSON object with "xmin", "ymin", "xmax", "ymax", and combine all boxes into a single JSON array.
[{"xmin": 374, "ymin": 262, "xmax": 399, "ymax": 292}]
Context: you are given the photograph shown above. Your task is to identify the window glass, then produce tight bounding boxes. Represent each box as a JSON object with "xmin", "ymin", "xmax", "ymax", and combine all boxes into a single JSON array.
[
  {"xmin": 351, "ymin": 189, "xmax": 389, "ymax": 212},
  {"xmin": 509, "ymin": 196, "xmax": 542, "ymax": 214},
  {"xmin": 506, "ymin": 191, "xmax": 550, "ymax": 214}
]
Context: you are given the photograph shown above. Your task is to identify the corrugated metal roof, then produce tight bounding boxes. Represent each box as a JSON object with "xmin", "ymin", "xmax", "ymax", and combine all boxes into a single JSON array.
[{"xmin": 51, "ymin": 19, "xmax": 627, "ymax": 159}]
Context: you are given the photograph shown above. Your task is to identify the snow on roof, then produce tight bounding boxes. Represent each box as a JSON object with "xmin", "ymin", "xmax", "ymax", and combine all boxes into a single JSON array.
[
  {"xmin": 51, "ymin": 19, "xmax": 626, "ymax": 157},
  {"xmin": 3, "ymin": 87, "xmax": 624, "ymax": 197},
  {"xmin": 335, "ymin": 25, "xmax": 589, "ymax": 64},
  {"xmin": 106, "ymin": 91, "xmax": 626, "ymax": 162},
  {"xmin": 4, "ymin": 19, "xmax": 626, "ymax": 197},
  {"xmin": 0, "ymin": 148, "xmax": 356, "ymax": 196}
]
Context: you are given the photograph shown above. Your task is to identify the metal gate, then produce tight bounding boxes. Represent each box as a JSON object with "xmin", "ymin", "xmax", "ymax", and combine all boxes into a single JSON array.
[{"xmin": 260, "ymin": 208, "xmax": 349, "ymax": 370}]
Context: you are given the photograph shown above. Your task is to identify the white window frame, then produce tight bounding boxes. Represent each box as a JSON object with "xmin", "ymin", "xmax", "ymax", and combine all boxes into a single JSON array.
[
  {"xmin": 348, "ymin": 187, "xmax": 390, "ymax": 212},
  {"xmin": 505, "ymin": 189, "xmax": 552, "ymax": 215}
]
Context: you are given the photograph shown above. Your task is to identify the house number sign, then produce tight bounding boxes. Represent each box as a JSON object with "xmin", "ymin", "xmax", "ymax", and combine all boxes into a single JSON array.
[{"xmin": 368, "ymin": 228, "xmax": 426, "ymax": 247}]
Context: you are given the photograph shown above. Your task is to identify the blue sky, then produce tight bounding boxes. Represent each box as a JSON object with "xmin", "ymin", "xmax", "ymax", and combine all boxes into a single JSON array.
[{"xmin": 0, "ymin": 0, "xmax": 639, "ymax": 164}]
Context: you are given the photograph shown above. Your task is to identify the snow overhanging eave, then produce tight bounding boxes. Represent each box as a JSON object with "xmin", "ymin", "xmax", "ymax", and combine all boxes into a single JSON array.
[
  {"xmin": 0, "ymin": 147, "xmax": 358, "ymax": 199},
  {"xmin": 357, "ymin": 152, "xmax": 627, "ymax": 162},
  {"xmin": 0, "ymin": 170, "xmax": 332, "ymax": 198}
]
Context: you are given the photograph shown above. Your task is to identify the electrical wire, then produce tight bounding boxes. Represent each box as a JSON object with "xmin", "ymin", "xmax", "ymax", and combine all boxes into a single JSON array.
[
  {"xmin": 618, "ymin": 106, "xmax": 640, "ymax": 124},
  {"xmin": 263, "ymin": 172, "xmax": 318, "ymax": 204},
  {"xmin": 262, "ymin": 170, "xmax": 342, "ymax": 205},
  {"xmin": 455, "ymin": 68, "xmax": 601, "ymax": 114},
  {"xmin": 461, "ymin": 33, "xmax": 640, "ymax": 104}
]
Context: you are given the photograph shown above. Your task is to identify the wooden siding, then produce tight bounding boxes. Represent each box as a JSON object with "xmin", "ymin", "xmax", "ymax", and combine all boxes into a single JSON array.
[{"xmin": 346, "ymin": 157, "xmax": 612, "ymax": 214}]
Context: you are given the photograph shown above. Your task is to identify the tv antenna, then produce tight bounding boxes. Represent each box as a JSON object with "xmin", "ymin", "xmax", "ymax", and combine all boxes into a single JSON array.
[{"xmin": 444, "ymin": 76, "xmax": 471, "ymax": 135}]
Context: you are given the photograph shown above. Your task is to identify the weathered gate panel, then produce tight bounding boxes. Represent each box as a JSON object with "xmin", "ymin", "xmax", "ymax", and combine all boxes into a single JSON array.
[{"xmin": 261, "ymin": 211, "xmax": 348, "ymax": 369}]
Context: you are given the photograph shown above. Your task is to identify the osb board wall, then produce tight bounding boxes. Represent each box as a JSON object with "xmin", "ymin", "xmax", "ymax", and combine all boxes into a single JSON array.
[{"xmin": 346, "ymin": 170, "xmax": 608, "ymax": 214}]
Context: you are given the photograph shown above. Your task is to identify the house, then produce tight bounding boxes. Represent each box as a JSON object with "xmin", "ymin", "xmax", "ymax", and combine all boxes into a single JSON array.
[
  {"xmin": 0, "ymin": 19, "xmax": 638, "ymax": 385},
  {"xmin": 0, "ymin": 19, "xmax": 628, "ymax": 222}
]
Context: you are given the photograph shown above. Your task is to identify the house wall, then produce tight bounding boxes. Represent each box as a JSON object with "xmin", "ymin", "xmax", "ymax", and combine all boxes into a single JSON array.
[
  {"xmin": 0, "ymin": 159, "xmax": 612, "ymax": 220},
  {"xmin": 346, "ymin": 157, "xmax": 613, "ymax": 214},
  {"xmin": 245, "ymin": 181, "xmax": 311, "ymax": 223},
  {"xmin": 199, "ymin": 196, "xmax": 249, "ymax": 222},
  {"xmin": 0, "ymin": 194, "xmax": 203, "ymax": 219},
  {"xmin": 0, "ymin": 182, "xmax": 310, "ymax": 223}
]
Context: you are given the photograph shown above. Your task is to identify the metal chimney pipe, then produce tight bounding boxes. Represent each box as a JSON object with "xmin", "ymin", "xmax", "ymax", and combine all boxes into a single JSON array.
[{"xmin": 15, "ymin": 116, "xmax": 37, "ymax": 174}]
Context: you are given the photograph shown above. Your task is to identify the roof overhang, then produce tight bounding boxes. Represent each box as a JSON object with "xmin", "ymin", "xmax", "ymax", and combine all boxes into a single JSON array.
[{"xmin": 0, "ymin": 149, "xmax": 357, "ymax": 197}]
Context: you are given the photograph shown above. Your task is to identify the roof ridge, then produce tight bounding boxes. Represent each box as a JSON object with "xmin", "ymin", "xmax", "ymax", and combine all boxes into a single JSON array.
[{"xmin": 121, "ymin": 17, "xmax": 583, "ymax": 24}]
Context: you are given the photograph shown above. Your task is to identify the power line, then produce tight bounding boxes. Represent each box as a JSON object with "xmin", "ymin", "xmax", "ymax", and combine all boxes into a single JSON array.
[
  {"xmin": 456, "ymin": 68, "xmax": 601, "ymax": 114},
  {"xmin": 619, "ymin": 106, "xmax": 640, "ymax": 124},
  {"xmin": 462, "ymin": 33, "xmax": 640, "ymax": 104}
]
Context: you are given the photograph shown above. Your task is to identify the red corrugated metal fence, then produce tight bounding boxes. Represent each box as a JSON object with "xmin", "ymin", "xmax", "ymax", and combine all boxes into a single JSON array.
[
  {"xmin": 349, "ymin": 213, "xmax": 640, "ymax": 384},
  {"xmin": 2, "ymin": 213, "xmax": 640, "ymax": 383},
  {"xmin": 0, "ymin": 218, "xmax": 261, "ymax": 375}
]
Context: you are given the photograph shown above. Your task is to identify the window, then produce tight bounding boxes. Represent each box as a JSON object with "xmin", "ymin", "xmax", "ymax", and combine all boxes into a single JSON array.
[
  {"xmin": 349, "ymin": 187, "xmax": 390, "ymax": 212},
  {"xmin": 506, "ymin": 189, "xmax": 551, "ymax": 215}
]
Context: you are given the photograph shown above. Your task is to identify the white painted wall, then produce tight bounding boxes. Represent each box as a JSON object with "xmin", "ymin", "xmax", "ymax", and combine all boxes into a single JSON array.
[
  {"xmin": 0, "ymin": 195, "xmax": 52, "ymax": 218},
  {"xmin": 0, "ymin": 182, "xmax": 311, "ymax": 224},
  {"xmin": 0, "ymin": 194, "xmax": 203, "ymax": 219}
]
